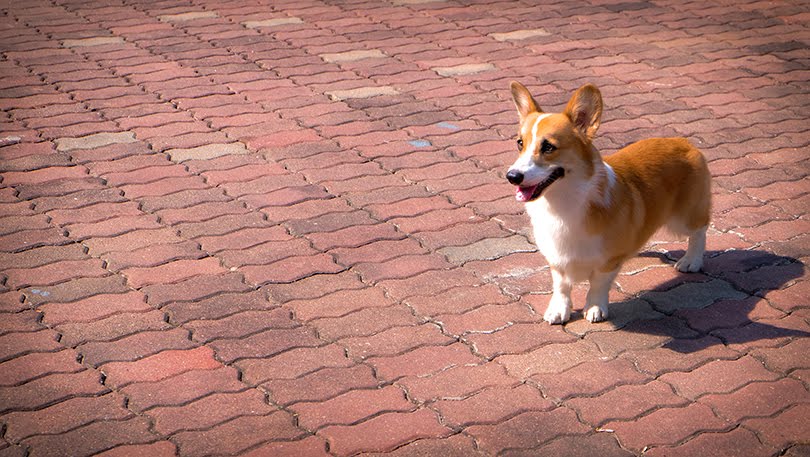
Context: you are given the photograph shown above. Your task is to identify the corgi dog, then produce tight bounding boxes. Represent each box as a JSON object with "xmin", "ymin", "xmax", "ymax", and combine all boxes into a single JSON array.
[{"xmin": 506, "ymin": 82, "xmax": 711, "ymax": 324}]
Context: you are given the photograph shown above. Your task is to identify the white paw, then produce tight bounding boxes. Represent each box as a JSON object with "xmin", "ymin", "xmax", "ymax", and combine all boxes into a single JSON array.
[
  {"xmin": 544, "ymin": 301, "xmax": 571, "ymax": 325},
  {"xmin": 675, "ymin": 255, "xmax": 703, "ymax": 273},
  {"xmin": 585, "ymin": 305, "xmax": 608, "ymax": 323}
]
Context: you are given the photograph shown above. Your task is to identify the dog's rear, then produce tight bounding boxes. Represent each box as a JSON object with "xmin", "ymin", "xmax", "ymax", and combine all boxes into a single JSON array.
[{"xmin": 599, "ymin": 137, "xmax": 712, "ymax": 272}]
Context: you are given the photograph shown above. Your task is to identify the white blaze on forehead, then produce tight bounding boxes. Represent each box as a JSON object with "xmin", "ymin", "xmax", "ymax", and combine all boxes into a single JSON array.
[
  {"xmin": 527, "ymin": 113, "xmax": 553, "ymax": 154},
  {"xmin": 512, "ymin": 112, "xmax": 554, "ymax": 174}
]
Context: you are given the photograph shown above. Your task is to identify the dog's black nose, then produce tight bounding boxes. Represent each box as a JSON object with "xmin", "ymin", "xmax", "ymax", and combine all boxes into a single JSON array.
[{"xmin": 506, "ymin": 170, "xmax": 524, "ymax": 185}]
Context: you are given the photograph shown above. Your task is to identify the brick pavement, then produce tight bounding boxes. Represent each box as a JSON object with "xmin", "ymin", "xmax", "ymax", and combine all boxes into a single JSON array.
[{"xmin": 1, "ymin": 0, "xmax": 809, "ymax": 455}]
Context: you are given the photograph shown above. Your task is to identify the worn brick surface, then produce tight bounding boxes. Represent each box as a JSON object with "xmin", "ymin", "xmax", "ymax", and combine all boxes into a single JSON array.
[
  {"xmin": 319, "ymin": 409, "xmax": 451, "ymax": 457},
  {"xmin": 466, "ymin": 408, "xmax": 591, "ymax": 454},
  {"xmin": 1, "ymin": 1, "xmax": 808, "ymax": 455}
]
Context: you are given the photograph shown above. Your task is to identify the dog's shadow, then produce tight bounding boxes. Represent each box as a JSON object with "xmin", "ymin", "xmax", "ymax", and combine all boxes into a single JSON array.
[{"xmin": 568, "ymin": 249, "xmax": 808, "ymax": 353}]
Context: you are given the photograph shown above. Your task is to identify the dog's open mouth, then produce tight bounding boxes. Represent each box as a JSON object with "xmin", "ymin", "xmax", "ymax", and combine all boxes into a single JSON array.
[{"xmin": 515, "ymin": 167, "xmax": 565, "ymax": 202}]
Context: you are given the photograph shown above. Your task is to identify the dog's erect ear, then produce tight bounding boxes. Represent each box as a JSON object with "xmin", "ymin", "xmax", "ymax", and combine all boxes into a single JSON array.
[
  {"xmin": 564, "ymin": 84, "xmax": 603, "ymax": 141},
  {"xmin": 510, "ymin": 81, "xmax": 541, "ymax": 122}
]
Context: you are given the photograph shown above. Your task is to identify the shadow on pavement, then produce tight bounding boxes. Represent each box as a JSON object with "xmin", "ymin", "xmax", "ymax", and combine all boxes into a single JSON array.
[{"xmin": 607, "ymin": 249, "xmax": 808, "ymax": 353}]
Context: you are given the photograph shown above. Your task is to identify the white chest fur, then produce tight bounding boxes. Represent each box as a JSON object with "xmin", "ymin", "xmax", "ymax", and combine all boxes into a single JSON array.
[{"xmin": 525, "ymin": 190, "xmax": 605, "ymax": 282}]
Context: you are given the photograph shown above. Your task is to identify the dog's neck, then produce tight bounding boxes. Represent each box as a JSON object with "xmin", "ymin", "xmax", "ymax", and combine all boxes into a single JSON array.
[{"xmin": 539, "ymin": 143, "xmax": 612, "ymax": 210}]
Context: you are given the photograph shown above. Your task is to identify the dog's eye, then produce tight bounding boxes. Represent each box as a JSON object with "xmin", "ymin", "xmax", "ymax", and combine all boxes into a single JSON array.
[
  {"xmin": 541, "ymin": 140, "xmax": 556, "ymax": 154},
  {"xmin": 516, "ymin": 138, "xmax": 524, "ymax": 151}
]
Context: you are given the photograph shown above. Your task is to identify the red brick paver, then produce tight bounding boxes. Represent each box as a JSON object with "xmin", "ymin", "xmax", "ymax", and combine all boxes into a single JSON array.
[{"xmin": 1, "ymin": 1, "xmax": 808, "ymax": 456}]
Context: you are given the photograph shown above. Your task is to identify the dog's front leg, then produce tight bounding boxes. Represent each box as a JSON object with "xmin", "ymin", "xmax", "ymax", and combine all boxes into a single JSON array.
[
  {"xmin": 544, "ymin": 268, "xmax": 573, "ymax": 324},
  {"xmin": 584, "ymin": 268, "xmax": 619, "ymax": 322}
]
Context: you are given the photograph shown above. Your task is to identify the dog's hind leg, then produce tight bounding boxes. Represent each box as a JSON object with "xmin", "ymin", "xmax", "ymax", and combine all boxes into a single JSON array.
[
  {"xmin": 675, "ymin": 225, "xmax": 707, "ymax": 273},
  {"xmin": 584, "ymin": 268, "xmax": 619, "ymax": 322}
]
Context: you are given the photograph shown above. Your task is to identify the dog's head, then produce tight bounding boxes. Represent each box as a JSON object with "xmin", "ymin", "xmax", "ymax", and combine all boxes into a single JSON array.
[{"xmin": 506, "ymin": 82, "xmax": 603, "ymax": 202}]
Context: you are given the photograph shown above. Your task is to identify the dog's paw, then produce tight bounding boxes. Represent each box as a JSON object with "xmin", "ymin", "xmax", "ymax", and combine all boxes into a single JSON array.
[
  {"xmin": 675, "ymin": 255, "xmax": 703, "ymax": 273},
  {"xmin": 585, "ymin": 305, "xmax": 608, "ymax": 323},
  {"xmin": 544, "ymin": 305, "xmax": 571, "ymax": 325}
]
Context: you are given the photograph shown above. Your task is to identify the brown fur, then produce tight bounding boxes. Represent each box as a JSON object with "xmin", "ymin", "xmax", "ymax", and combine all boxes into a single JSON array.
[{"xmin": 590, "ymin": 138, "xmax": 712, "ymax": 271}]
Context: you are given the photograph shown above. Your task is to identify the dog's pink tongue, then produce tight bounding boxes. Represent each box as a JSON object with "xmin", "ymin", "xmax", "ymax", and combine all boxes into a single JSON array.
[{"xmin": 515, "ymin": 185, "xmax": 537, "ymax": 202}]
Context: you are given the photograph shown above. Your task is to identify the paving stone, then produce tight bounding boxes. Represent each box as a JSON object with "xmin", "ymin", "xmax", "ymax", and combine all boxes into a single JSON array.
[
  {"xmin": 644, "ymin": 279, "xmax": 749, "ymax": 313},
  {"xmin": 54, "ymin": 132, "xmax": 136, "ymax": 151},
  {"xmin": 500, "ymin": 433, "xmax": 634, "ymax": 457},
  {"xmin": 94, "ymin": 441, "xmax": 177, "ymax": 457},
  {"xmin": 605, "ymin": 403, "xmax": 731, "ymax": 453},
  {"xmin": 3, "ymin": 393, "xmax": 131, "ymax": 442},
  {"xmin": 325, "ymin": 86, "xmax": 399, "ymax": 101},
  {"xmin": 750, "ymin": 338, "xmax": 810, "ymax": 374},
  {"xmin": 712, "ymin": 312, "xmax": 810, "ymax": 353},
  {"xmin": 744, "ymin": 403, "xmax": 810, "ymax": 449},
  {"xmin": 320, "ymin": 49, "xmax": 386, "ymax": 63},
  {"xmin": 368, "ymin": 343, "xmax": 481, "ymax": 381},
  {"xmin": 210, "ymin": 326, "xmax": 320, "ymax": 363},
  {"xmin": 377, "ymin": 268, "xmax": 481, "ymax": 300},
  {"xmin": 782, "ymin": 445, "xmax": 810, "ymax": 457},
  {"xmin": 0, "ymin": 350, "xmax": 83, "ymax": 386},
  {"xmin": 243, "ymin": 17, "xmax": 303, "ymax": 28},
  {"xmin": 121, "ymin": 366, "xmax": 243, "ymax": 412},
  {"xmin": 102, "ymin": 240, "xmax": 205, "ymax": 271},
  {"xmin": 292, "ymin": 385, "xmax": 414, "ymax": 430},
  {"xmin": 319, "ymin": 409, "xmax": 451, "ymax": 457},
  {"xmin": 658, "ymin": 356, "xmax": 780, "ymax": 400},
  {"xmin": 77, "ymin": 327, "xmax": 196, "ymax": 366},
  {"xmin": 433, "ymin": 63, "xmax": 496, "ymax": 76},
  {"xmin": 62, "ymin": 37, "xmax": 125, "ymax": 47},
  {"xmin": 0, "ymin": 370, "xmax": 108, "ymax": 414},
  {"xmin": 266, "ymin": 271, "xmax": 365, "ymax": 304},
  {"xmin": 38, "ymin": 291, "xmax": 151, "ymax": 326},
  {"xmin": 164, "ymin": 290, "xmax": 275, "ymax": 325},
  {"xmin": 237, "ymin": 345, "xmax": 353, "ymax": 385},
  {"xmin": 699, "ymin": 378, "xmax": 810, "ymax": 423},
  {"xmin": 148, "ymin": 389, "xmax": 274, "ymax": 435},
  {"xmin": 567, "ymin": 380, "xmax": 689, "ymax": 427},
  {"xmin": 157, "ymin": 11, "xmax": 219, "ymax": 22},
  {"xmin": 621, "ymin": 335, "xmax": 741, "ymax": 377},
  {"xmin": 185, "ymin": 308, "xmax": 296, "ymax": 343},
  {"xmin": 241, "ymin": 436, "xmax": 329, "ymax": 457},
  {"xmin": 329, "ymin": 238, "xmax": 427, "ymax": 266},
  {"xmin": 533, "ymin": 357, "xmax": 651, "ymax": 401},
  {"xmin": 142, "ymin": 272, "xmax": 252, "ymax": 306},
  {"xmin": 359, "ymin": 434, "xmax": 485, "ymax": 457},
  {"xmin": 404, "ymin": 283, "xmax": 511, "ymax": 316},
  {"xmin": 496, "ymin": 339, "xmax": 604, "ymax": 378},
  {"xmin": 20, "ymin": 417, "xmax": 156, "ymax": 457},
  {"xmin": 438, "ymin": 235, "xmax": 535, "ymax": 264},
  {"xmin": 643, "ymin": 426, "xmax": 778, "ymax": 457},
  {"xmin": 171, "ymin": 412, "xmax": 303, "ymax": 456},
  {"xmin": 264, "ymin": 364, "xmax": 378, "ymax": 406},
  {"xmin": 166, "ymin": 142, "xmax": 249, "ymax": 162},
  {"xmin": 466, "ymin": 408, "xmax": 591, "ymax": 455},
  {"xmin": 489, "ymin": 29, "xmax": 551, "ymax": 41},
  {"xmin": 434, "ymin": 301, "xmax": 537, "ymax": 336},
  {"xmin": 121, "ymin": 257, "xmax": 226, "ymax": 289},
  {"xmin": 399, "ymin": 361, "xmax": 518, "ymax": 402},
  {"xmin": 354, "ymin": 253, "xmax": 453, "ymax": 283},
  {"xmin": 100, "ymin": 346, "xmax": 222, "ymax": 387},
  {"xmin": 23, "ymin": 275, "xmax": 129, "ymax": 307},
  {"xmin": 433, "ymin": 383, "xmax": 554, "ymax": 427},
  {"xmin": 341, "ymin": 323, "xmax": 451, "ymax": 359},
  {"xmin": 465, "ymin": 321, "xmax": 577, "ymax": 358}
]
